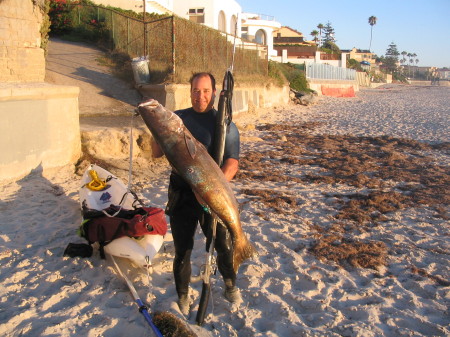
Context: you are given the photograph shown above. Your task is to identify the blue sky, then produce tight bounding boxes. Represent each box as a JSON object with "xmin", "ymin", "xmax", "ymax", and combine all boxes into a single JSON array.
[{"xmin": 238, "ymin": 0, "xmax": 450, "ymax": 68}]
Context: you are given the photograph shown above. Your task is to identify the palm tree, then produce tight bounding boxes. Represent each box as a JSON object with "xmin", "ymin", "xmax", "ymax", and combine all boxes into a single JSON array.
[
  {"xmin": 317, "ymin": 23, "xmax": 324, "ymax": 47},
  {"xmin": 401, "ymin": 51, "xmax": 407, "ymax": 62},
  {"xmin": 368, "ymin": 16, "xmax": 377, "ymax": 51},
  {"xmin": 407, "ymin": 53, "xmax": 413, "ymax": 76},
  {"xmin": 415, "ymin": 58, "xmax": 419, "ymax": 78},
  {"xmin": 310, "ymin": 30, "xmax": 319, "ymax": 45},
  {"xmin": 401, "ymin": 51, "xmax": 407, "ymax": 73}
]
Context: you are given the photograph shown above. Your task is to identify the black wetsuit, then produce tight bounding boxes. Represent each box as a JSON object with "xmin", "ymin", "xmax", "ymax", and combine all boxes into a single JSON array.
[{"xmin": 166, "ymin": 107, "xmax": 240, "ymax": 298}]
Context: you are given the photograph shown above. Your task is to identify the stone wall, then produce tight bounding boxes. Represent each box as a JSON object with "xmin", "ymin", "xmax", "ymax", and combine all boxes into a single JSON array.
[{"xmin": 0, "ymin": 0, "xmax": 46, "ymax": 83}]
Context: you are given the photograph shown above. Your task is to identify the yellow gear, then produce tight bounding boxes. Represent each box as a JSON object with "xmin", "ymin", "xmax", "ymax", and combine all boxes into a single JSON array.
[{"xmin": 86, "ymin": 169, "xmax": 107, "ymax": 191}]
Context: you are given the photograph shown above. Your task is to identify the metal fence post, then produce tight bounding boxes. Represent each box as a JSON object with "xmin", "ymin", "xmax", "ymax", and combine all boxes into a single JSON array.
[
  {"xmin": 256, "ymin": 44, "xmax": 259, "ymax": 74},
  {"xmin": 172, "ymin": 17, "xmax": 176, "ymax": 78},
  {"xmin": 127, "ymin": 18, "xmax": 130, "ymax": 55},
  {"xmin": 203, "ymin": 28, "xmax": 206, "ymax": 70},
  {"xmin": 111, "ymin": 11, "xmax": 114, "ymax": 50}
]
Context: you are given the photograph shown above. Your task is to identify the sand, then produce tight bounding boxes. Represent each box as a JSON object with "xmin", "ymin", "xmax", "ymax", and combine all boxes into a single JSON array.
[{"xmin": 1, "ymin": 84, "xmax": 449, "ymax": 336}]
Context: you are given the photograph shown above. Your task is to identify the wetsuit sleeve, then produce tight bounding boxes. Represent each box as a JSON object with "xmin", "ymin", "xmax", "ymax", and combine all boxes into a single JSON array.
[{"xmin": 224, "ymin": 122, "xmax": 240, "ymax": 161}]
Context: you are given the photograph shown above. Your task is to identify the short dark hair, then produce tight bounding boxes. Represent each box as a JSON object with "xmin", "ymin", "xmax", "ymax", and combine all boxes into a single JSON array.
[{"xmin": 190, "ymin": 72, "xmax": 216, "ymax": 91}]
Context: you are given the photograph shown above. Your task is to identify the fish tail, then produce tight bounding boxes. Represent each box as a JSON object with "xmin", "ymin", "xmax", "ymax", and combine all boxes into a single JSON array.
[{"xmin": 232, "ymin": 239, "xmax": 258, "ymax": 273}]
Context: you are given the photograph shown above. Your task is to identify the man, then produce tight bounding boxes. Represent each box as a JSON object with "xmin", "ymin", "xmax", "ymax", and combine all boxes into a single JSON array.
[{"xmin": 151, "ymin": 72, "xmax": 241, "ymax": 315}]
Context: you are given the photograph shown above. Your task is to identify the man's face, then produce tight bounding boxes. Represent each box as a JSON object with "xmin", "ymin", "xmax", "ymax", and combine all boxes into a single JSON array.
[{"xmin": 191, "ymin": 75, "xmax": 216, "ymax": 113}]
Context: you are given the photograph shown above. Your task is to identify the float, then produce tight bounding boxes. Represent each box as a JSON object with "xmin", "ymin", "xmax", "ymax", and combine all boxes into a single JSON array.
[{"xmin": 79, "ymin": 164, "xmax": 165, "ymax": 268}]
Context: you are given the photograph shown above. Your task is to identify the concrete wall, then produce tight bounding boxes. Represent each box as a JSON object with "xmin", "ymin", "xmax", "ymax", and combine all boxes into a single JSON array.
[
  {"xmin": 137, "ymin": 82, "xmax": 290, "ymax": 113},
  {"xmin": 0, "ymin": 0, "xmax": 81, "ymax": 182},
  {"xmin": 0, "ymin": 84, "xmax": 81, "ymax": 182}
]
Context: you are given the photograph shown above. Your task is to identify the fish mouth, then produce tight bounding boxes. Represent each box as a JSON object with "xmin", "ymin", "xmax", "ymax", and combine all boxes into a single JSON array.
[
  {"xmin": 138, "ymin": 99, "xmax": 159, "ymax": 109},
  {"xmin": 138, "ymin": 99, "xmax": 173, "ymax": 122}
]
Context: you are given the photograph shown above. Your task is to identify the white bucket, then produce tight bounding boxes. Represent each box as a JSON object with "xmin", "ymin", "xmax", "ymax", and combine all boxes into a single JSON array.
[{"xmin": 131, "ymin": 57, "xmax": 150, "ymax": 84}]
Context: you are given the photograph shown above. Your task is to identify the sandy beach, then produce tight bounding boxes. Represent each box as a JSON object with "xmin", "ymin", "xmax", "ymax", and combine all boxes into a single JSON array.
[{"xmin": 1, "ymin": 84, "xmax": 449, "ymax": 336}]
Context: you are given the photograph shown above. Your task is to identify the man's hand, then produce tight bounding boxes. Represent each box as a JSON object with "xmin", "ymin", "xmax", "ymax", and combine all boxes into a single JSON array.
[{"xmin": 221, "ymin": 158, "xmax": 238, "ymax": 181}]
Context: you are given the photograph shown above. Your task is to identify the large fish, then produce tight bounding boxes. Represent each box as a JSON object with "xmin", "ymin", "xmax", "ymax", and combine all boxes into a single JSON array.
[{"xmin": 138, "ymin": 99, "xmax": 256, "ymax": 272}]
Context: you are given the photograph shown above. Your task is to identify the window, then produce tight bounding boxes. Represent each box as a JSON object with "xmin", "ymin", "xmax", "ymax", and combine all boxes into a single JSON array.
[
  {"xmin": 189, "ymin": 8, "xmax": 205, "ymax": 24},
  {"xmin": 218, "ymin": 11, "xmax": 226, "ymax": 32}
]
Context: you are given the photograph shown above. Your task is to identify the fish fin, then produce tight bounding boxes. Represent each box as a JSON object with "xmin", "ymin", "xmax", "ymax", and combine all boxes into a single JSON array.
[
  {"xmin": 185, "ymin": 132, "xmax": 197, "ymax": 159},
  {"xmin": 233, "ymin": 240, "xmax": 258, "ymax": 273}
]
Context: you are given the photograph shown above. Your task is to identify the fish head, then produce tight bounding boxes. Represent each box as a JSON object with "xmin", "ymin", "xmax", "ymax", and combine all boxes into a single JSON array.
[
  {"xmin": 137, "ymin": 99, "xmax": 182, "ymax": 132},
  {"xmin": 138, "ymin": 99, "xmax": 170, "ymax": 121}
]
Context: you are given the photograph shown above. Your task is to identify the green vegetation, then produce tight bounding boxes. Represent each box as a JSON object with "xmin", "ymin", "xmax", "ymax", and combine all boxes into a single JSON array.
[
  {"xmin": 320, "ymin": 41, "xmax": 341, "ymax": 55},
  {"xmin": 377, "ymin": 42, "xmax": 412, "ymax": 83},
  {"xmin": 270, "ymin": 62, "xmax": 312, "ymax": 92},
  {"xmin": 322, "ymin": 22, "xmax": 336, "ymax": 44},
  {"xmin": 48, "ymin": 0, "xmax": 166, "ymax": 43},
  {"xmin": 347, "ymin": 58, "xmax": 363, "ymax": 71},
  {"xmin": 33, "ymin": 0, "xmax": 51, "ymax": 55},
  {"xmin": 368, "ymin": 71, "xmax": 386, "ymax": 83},
  {"xmin": 268, "ymin": 60, "xmax": 286, "ymax": 87}
]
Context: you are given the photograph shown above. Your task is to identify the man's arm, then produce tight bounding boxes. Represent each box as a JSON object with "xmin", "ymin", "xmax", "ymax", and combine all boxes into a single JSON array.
[
  {"xmin": 151, "ymin": 137, "xmax": 164, "ymax": 158},
  {"xmin": 221, "ymin": 158, "xmax": 238, "ymax": 181}
]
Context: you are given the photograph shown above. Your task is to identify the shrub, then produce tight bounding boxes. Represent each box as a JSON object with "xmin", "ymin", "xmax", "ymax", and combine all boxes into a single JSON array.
[
  {"xmin": 270, "ymin": 62, "xmax": 312, "ymax": 92},
  {"xmin": 347, "ymin": 58, "xmax": 363, "ymax": 71},
  {"xmin": 320, "ymin": 41, "xmax": 341, "ymax": 55},
  {"xmin": 49, "ymin": 0, "xmax": 72, "ymax": 35},
  {"xmin": 268, "ymin": 60, "xmax": 286, "ymax": 87}
]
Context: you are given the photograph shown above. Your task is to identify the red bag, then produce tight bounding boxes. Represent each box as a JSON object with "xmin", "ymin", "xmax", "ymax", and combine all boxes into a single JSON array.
[{"xmin": 79, "ymin": 205, "xmax": 167, "ymax": 250}]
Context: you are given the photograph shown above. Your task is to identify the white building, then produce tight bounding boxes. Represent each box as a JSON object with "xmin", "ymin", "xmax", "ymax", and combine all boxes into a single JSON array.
[
  {"xmin": 91, "ymin": 0, "xmax": 173, "ymax": 15},
  {"xmin": 173, "ymin": 0, "xmax": 241, "ymax": 36},
  {"xmin": 240, "ymin": 13, "xmax": 281, "ymax": 57}
]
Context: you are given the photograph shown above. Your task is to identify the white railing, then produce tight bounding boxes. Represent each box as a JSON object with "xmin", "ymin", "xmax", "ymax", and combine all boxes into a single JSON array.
[{"xmin": 306, "ymin": 63, "xmax": 356, "ymax": 80}]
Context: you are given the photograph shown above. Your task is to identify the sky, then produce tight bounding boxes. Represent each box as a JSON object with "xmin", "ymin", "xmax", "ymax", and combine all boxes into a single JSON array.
[{"xmin": 238, "ymin": 0, "xmax": 450, "ymax": 68}]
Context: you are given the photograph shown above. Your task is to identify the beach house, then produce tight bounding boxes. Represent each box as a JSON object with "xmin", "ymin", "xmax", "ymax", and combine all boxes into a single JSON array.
[{"xmin": 272, "ymin": 26, "xmax": 317, "ymax": 62}]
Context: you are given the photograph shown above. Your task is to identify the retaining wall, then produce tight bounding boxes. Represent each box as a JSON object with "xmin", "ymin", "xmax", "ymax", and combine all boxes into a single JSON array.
[
  {"xmin": 0, "ymin": 0, "xmax": 82, "ymax": 182},
  {"xmin": 0, "ymin": 83, "xmax": 81, "ymax": 182},
  {"xmin": 136, "ymin": 82, "xmax": 291, "ymax": 113}
]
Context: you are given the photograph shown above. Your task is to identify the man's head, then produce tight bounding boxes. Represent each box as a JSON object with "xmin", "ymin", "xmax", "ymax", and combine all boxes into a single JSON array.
[{"xmin": 190, "ymin": 72, "xmax": 216, "ymax": 113}]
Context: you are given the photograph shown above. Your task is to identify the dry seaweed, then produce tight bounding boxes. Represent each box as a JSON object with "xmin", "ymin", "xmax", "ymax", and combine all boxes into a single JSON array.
[{"xmin": 309, "ymin": 235, "xmax": 387, "ymax": 270}]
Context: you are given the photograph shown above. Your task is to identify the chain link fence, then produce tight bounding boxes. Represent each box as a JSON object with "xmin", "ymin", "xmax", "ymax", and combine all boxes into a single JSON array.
[{"xmin": 67, "ymin": 4, "xmax": 268, "ymax": 84}]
